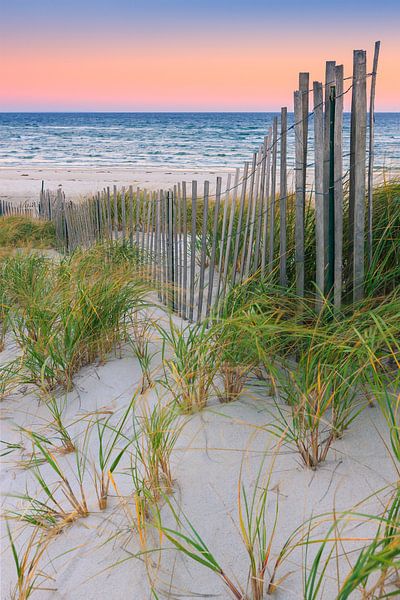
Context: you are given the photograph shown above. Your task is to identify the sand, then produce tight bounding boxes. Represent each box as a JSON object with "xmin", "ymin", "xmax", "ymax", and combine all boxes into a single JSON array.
[
  {"xmin": 0, "ymin": 167, "xmax": 235, "ymax": 204},
  {"xmin": 0, "ymin": 303, "xmax": 396, "ymax": 600}
]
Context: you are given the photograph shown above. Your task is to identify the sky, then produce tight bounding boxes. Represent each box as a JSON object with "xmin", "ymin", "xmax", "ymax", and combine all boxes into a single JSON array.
[{"xmin": 0, "ymin": 0, "xmax": 399, "ymax": 111}]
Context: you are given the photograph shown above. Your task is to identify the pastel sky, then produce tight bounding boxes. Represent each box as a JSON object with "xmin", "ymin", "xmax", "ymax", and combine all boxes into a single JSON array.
[{"xmin": 1, "ymin": 0, "xmax": 399, "ymax": 111}]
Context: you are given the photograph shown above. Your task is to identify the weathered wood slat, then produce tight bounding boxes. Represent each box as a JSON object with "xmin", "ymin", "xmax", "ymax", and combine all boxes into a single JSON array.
[
  {"xmin": 240, "ymin": 153, "xmax": 257, "ymax": 281},
  {"xmin": 182, "ymin": 182, "xmax": 188, "ymax": 319},
  {"xmin": 244, "ymin": 147, "xmax": 262, "ymax": 279},
  {"xmin": 222, "ymin": 168, "xmax": 240, "ymax": 298},
  {"xmin": 189, "ymin": 181, "xmax": 197, "ymax": 322},
  {"xmin": 323, "ymin": 61, "xmax": 336, "ymax": 281},
  {"xmin": 334, "ymin": 65, "xmax": 344, "ymax": 309},
  {"xmin": 350, "ymin": 50, "xmax": 367, "ymax": 302},
  {"xmin": 279, "ymin": 109, "xmax": 288, "ymax": 286},
  {"xmin": 197, "ymin": 180, "xmax": 210, "ymax": 321},
  {"xmin": 268, "ymin": 117, "xmax": 278, "ymax": 272},
  {"xmin": 253, "ymin": 139, "xmax": 267, "ymax": 273},
  {"xmin": 367, "ymin": 41, "xmax": 380, "ymax": 267},
  {"xmin": 206, "ymin": 176, "xmax": 222, "ymax": 317},
  {"xmin": 232, "ymin": 162, "xmax": 249, "ymax": 287},
  {"xmin": 294, "ymin": 90, "xmax": 305, "ymax": 297},
  {"xmin": 216, "ymin": 173, "xmax": 232, "ymax": 301},
  {"xmin": 313, "ymin": 81, "xmax": 325, "ymax": 307}
]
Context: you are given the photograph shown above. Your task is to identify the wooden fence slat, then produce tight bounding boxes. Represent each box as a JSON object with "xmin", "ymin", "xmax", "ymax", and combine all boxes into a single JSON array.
[
  {"xmin": 182, "ymin": 182, "xmax": 188, "ymax": 319},
  {"xmin": 216, "ymin": 173, "xmax": 231, "ymax": 300},
  {"xmin": 323, "ymin": 61, "xmax": 336, "ymax": 282},
  {"xmin": 206, "ymin": 176, "xmax": 222, "ymax": 318},
  {"xmin": 261, "ymin": 130, "xmax": 272, "ymax": 277},
  {"xmin": 294, "ymin": 90, "xmax": 305, "ymax": 297},
  {"xmin": 136, "ymin": 187, "xmax": 140, "ymax": 247},
  {"xmin": 253, "ymin": 139, "xmax": 267, "ymax": 273},
  {"xmin": 176, "ymin": 183, "xmax": 183, "ymax": 317},
  {"xmin": 156, "ymin": 190, "xmax": 161, "ymax": 300},
  {"xmin": 334, "ymin": 65, "xmax": 344, "ymax": 309},
  {"xmin": 240, "ymin": 153, "xmax": 257, "ymax": 281},
  {"xmin": 141, "ymin": 189, "xmax": 147, "ymax": 260},
  {"xmin": 189, "ymin": 181, "xmax": 197, "ymax": 322},
  {"xmin": 167, "ymin": 190, "xmax": 174, "ymax": 310},
  {"xmin": 268, "ymin": 117, "xmax": 278, "ymax": 272},
  {"xmin": 350, "ymin": 49, "xmax": 367, "ymax": 302},
  {"xmin": 314, "ymin": 81, "xmax": 325, "ymax": 308},
  {"xmin": 299, "ymin": 73, "xmax": 309, "ymax": 209},
  {"xmin": 113, "ymin": 185, "xmax": 118, "ymax": 243},
  {"xmin": 221, "ymin": 168, "xmax": 240, "ymax": 299},
  {"xmin": 279, "ymin": 108, "xmax": 288, "ymax": 286},
  {"xmin": 232, "ymin": 162, "xmax": 249, "ymax": 287},
  {"xmin": 367, "ymin": 41, "xmax": 380, "ymax": 267},
  {"xmin": 129, "ymin": 185, "xmax": 134, "ymax": 247},
  {"xmin": 244, "ymin": 147, "xmax": 262, "ymax": 279},
  {"xmin": 197, "ymin": 180, "xmax": 210, "ymax": 321}
]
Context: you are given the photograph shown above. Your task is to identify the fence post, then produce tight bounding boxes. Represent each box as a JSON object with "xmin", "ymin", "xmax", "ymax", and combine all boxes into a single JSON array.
[
  {"xmin": 299, "ymin": 72, "xmax": 309, "ymax": 213},
  {"xmin": 167, "ymin": 189, "xmax": 175, "ymax": 310},
  {"xmin": 268, "ymin": 117, "xmax": 278, "ymax": 273},
  {"xmin": 121, "ymin": 187, "xmax": 126, "ymax": 245},
  {"xmin": 222, "ymin": 168, "xmax": 240, "ymax": 297},
  {"xmin": 197, "ymin": 180, "xmax": 209, "ymax": 321},
  {"xmin": 323, "ymin": 61, "xmax": 336, "ymax": 287},
  {"xmin": 182, "ymin": 181, "xmax": 188, "ymax": 319},
  {"xmin": 326, "ymin": 85, "xmax": 336, "ymax": 294},
  {"xmin": 189, "ymin": 181, "xmax": 197, "ymax": 322},
  {"xmin": 206, "ymin": 176, "xmax": 222, "ymax": 318},
  {"xmin": 313, "ymin": 81, "xmax": 324, "ymax": 308},
  {"xmin": 279, "ymin": 109, "xmax": 288, "ymax": 287},
  {"xmin": 334, "ymin": 65, "xmax": 344, "ymax": 309},
  {"xmin": 349, "ymin": 49, "xmax": 367, "ymax": 302},
  {"xmin": 232, "ymin": 162, "xmax": 249, "ymax": 287},
  {"xmin": 367, "ymin": 41, "xmax": 381, "ymax": 268},
  {"xmin": 294, "ymin": 90, "xmax": 305, "ymax": 297}
]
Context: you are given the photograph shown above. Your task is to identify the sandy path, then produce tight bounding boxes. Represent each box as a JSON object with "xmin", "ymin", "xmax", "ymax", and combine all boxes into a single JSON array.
[{"xmin": 0, "ymin": 305, "xmax": 396, "ymax": 599}]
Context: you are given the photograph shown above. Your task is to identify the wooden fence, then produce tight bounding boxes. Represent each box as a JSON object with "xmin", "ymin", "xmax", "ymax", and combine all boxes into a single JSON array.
[{"xmin": 3, "ymin": 43, "xmax": 381, "ymax": 319}]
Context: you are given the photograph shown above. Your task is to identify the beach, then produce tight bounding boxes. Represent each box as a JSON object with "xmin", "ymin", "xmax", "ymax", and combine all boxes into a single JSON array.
[
  {"xmin": 0, "ymin": 166, "xmax": 234, "ymax": 204},
  {"xmin": 1, "ymin": 112, "xmax": 399, "ymax": 204}
]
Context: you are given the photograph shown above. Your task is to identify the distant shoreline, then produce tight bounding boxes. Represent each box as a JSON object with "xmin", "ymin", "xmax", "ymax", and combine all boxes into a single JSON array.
[{"xmin": 0, "ymin": 166, "xmax": 234, "ymax": 203}]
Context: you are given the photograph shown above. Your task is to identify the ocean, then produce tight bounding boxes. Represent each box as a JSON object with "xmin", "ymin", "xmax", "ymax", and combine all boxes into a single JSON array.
[{"xmin": 0, "ymin": 112, "xmax": 399, "ymax": 172}]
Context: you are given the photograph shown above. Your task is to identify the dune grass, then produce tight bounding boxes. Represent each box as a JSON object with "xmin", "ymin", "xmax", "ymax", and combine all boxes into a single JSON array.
[
  {"xmin": 1, "ymin": 181, "xmax": 399, "ymax": 598},
  {"xmin": 1, "ymin": 243, "xmax": 149, "ymax": 392},
  {"xmin": 0, "ymin": 215, "xmax": 56, "ymax": 249}
]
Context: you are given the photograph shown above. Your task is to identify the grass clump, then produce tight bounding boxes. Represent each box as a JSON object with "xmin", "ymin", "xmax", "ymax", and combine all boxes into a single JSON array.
[
  {"xmin": 301, "ymin": 487, "xmax": 400, "ymax": 600},
  {"xmin": 2, "ymin": 243, "xmax": 148, "ymax": 392},
  {"xmin": 0, "ymin": 215, "xmax": 56, "ymax": 249},
  {"xmin": 158, "ymin": 453, "xmax": 287, "ymax": 600},
  {"xmin": 7, "ymin": 524, "xmax": 53, "ymax": 600},
  {"xmin": 132, "ymin": 398, "xmax": 184, "ymax": 500},
  {"xmin": 214, "ymin": 279, "xmax": 400, "ymax": 467},
  {"xmin": 159, "ymin": 319, "xmax": 218, "ymax": 413}
]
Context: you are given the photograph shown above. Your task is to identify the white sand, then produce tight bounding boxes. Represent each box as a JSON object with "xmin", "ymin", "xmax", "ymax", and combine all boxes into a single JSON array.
[
  {"xmin": 0, "ymin": 305, "xmax": 396, "ymax": 599},
  {"xmin": 0, "ymin": 167, "xmax": 235, "ymax": 204}
]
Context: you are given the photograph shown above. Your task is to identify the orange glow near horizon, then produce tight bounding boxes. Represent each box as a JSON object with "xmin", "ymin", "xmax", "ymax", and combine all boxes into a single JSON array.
[{"xmin": 1, "ymin": 35, "xmax": 399, "ymax": 111}]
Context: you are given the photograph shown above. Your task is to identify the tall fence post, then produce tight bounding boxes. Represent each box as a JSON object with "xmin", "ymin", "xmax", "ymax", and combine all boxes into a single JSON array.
[
  {"xmin": 334, "ymin": 65, "xmax": 344, "ymax": 309},
  {"xmin": 326, "ymin": 84, "xmax": 336, "ymax": 294},
  {"xmin": 279, "ymin": 108, "xmax": 288, "ymax": 287},
  {"xmin": 314, "ymin": 81, "xmax": 325, "ymax": 307},
  {"xmin": 294, "ymin": 90, "xmax": 305, "ymax": 297},
  {"xmin": 323, "ymin": 61, "xmax": 336, "ymax": 291},
  {"xmin": 367, "ymin": 41, "xmax": 380, "ymax": 268},
  {"xmin": 167, "ymin": 189, "xmax": 175, "ymax": 310},
  {"xmin": 349, "ymin": 49, "xmax": 367, "ymax": 302}
]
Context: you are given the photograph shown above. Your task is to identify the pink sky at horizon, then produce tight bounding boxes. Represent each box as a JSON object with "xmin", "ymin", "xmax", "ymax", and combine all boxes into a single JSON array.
[{"xmin": 1, "ymin": 6, "xmax": 399, "ymax": 112}]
